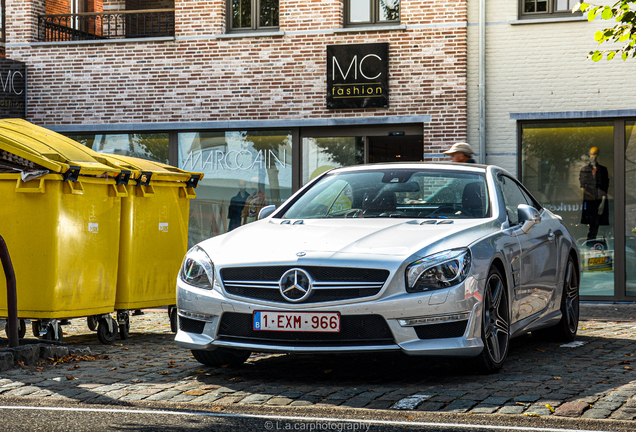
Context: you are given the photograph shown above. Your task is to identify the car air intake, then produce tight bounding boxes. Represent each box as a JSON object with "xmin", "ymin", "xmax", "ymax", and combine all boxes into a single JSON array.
[
  {"xmin": 217, "ymin": 312, "xmax": 395, "ymax": 347},
  {"xmin": 414, "ymin": 320, "xmax": 468, "ymax": 339}
]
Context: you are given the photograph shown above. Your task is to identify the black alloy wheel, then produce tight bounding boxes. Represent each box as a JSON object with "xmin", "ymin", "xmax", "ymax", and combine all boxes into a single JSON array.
[
  {"xmin": 533, "ymin": 256, "xmax": 579, "ymax": 342},
  {"xmin": 562, "ymin": 258, "xmax": 580, "ymax": 337},
  {"xmin": 476, "ymin": 267, "xmax": 510, "ymax": 373}
]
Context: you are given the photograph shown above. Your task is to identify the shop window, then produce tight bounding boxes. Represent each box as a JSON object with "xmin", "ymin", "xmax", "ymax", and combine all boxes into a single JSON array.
[
  {"xmin": 520, "ymin": 0, "xmax": 580, "ymax": 19},
  {"xmin": 625, "ymin": 121, "xmax": 636, "ymax": 296},
  {"xmin": 521, "ymin": 122, "xmax": 615, "ymax": 297},
  {"xmin": 345, "ymin": 0, "xmax": 400, "ymax": 27},
  {"xmin": 178, "ymin": 130, "xmax": 292, "ymax": 247},
  {"xmin": 68, "ymin": 133, "xmax": 170, "ymax": 164},
  {"xmin": 229, "ymin": 0, "xmax": 279, "ymax": 32},
  {"xmin": 302, "ymin": 137, "xmax": 364, "ymax": 185}
]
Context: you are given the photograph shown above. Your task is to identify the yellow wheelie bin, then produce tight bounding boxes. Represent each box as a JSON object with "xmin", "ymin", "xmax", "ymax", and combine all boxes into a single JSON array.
[
  {"xmin": 88, "ymin": 153, "xmax": 201, "ymax": 340},
  {"xmin": 0, "ymin": 120, "xmax": 130, "ymax": 343}
]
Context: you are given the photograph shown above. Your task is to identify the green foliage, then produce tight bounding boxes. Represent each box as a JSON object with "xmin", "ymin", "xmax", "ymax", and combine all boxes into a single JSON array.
[{"xmin": 575, "ymin": 1, "xmax": 636, "ymax": 61}]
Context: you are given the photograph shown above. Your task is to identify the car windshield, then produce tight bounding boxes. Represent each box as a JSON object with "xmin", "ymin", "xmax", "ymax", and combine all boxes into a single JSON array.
[{"xmin": 283, "ymin": 168, "xmax": 490, "ymax": 219}]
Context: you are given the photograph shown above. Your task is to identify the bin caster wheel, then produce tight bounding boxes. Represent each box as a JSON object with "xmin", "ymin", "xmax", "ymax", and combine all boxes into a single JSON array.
[
  {"xmin": 43, "ymin": 322, "xmax": 63, "ymax": 342},
  {"xmin": 169, "ymin": 307, "xmax": 178, "ymax": 333},
  {"xmin": 32, "ymin": 320, "xmax": 41, "ymax": 337},
  {"xmin": 5, "ymin": 319, "xmax": 26, "ymax": 339},
  {"xmin": 119, "ymin": 320, "xmax": 130, "ymax": 340},
  {"xmin": 87, "ymin": 315, "xmax": 98, "ymax": 332},
  {"xmin": 97, "ymin": 317, "xmax": 117, "ymax": 344}
]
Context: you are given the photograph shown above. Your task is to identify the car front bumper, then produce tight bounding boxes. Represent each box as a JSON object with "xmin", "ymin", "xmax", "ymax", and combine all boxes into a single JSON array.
[{"xmin": 174, "ymin": 275, "xmax": 486, "ymax": 358}]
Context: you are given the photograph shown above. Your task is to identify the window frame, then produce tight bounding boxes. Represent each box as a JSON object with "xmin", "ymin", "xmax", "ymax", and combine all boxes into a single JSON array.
[
  {"xmin": 344, "ymin": 0, "xmax": 401, "ymax": 28},
  {"xmin": 0, "ymin": 0, "xmax": 5, "ymax": 44},
  {"xmin": 518, "ymin": 0, "xmax": 582, "ymax": 20},
  {"xmin": 497, "ymin": 174, "xmax": 542, "ymax": 226},
  {"xmin": 227, "ymin": 0, "xmax": 280, "ymax": 32}
]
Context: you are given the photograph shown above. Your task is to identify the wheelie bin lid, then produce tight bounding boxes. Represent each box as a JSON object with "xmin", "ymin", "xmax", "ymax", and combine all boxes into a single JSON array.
[
  {"xmin": 97, "ymin": 153, "xmax": 203, "ymax": 187},
  {"xmin": 0, "ymin": 119, "xmax": 121, "ymax": 177}
]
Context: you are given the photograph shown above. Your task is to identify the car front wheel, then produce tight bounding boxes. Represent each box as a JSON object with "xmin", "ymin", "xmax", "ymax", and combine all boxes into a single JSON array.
[
  {"xmin": 476, "ymin": 266, "xmax": 510, "ymax": 374},
  {"xmin": 191, "ymin": 348, "xmax": 251, "ymax": 367}
]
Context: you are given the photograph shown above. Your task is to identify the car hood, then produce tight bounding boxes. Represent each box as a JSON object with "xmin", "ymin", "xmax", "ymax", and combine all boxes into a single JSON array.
[{"xmin": 200, "ymin": 218, "xmax": 500, "ymax": 266}]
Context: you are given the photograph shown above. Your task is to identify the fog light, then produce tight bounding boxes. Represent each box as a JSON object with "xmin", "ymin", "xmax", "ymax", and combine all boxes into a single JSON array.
[
  {"xmin": 178, "ymin": 310, "xmax": 217, "ymax": 322},
  {"xmin": 398, "ymin": 312, "xmax": 470, "ymax": 327}
]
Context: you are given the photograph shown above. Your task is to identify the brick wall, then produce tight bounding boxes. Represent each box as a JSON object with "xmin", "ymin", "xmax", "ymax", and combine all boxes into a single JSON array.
[{"xmin": 7, "ymin": 0, "xmax": 468, "ymax": 157}]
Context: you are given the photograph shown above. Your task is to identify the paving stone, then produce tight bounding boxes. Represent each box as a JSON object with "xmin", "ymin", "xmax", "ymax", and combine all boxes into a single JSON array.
[
  {"xmin": 581, "ymin": 408, "xmax": 612, "ymax": 419},
  {"xmin": 170, "ymin": 395, "xmax": 197, "ymax": 402},
  {"xmin": 4, "ymin": 386, "xmax": 40, "ymax": 397},
  {"xmin": 481, "ymin": 396, "xmax": 509, "ymax": 405},
  {"xmin": 552, "ymin": 400, "xmax": 590, "ymax": 418},
  {"xmin": 240, "ymin": 394, "xmax": 272, "ymax": 405},
  {"xmin": 513, "ymin": 394, "xmax": 541, "ymax": 403},
  {"xmin": 289, "ymin": 400, "xmax": 314, "ymax": 407},
  {"xmin": 610, "ymin": 408, "xmax": 636, "ymax": 420},
  {"xmin": 443, "ymin": 399, "xmax": 477, "ymax": 413},
  {"xmin": 498, "ymin": 405, "xmax": 525, "ymax": 415},
  {"xmin": 145, "ymin": 390, "xmax": 181, "ymax": 401},
  {"xmin": 592, "ymin": 400, "xmax": 622, "ymax": 411},
  {"xmin": 470, "ymin": 405, "xmax": 499, "ymax": 414},
  {"xmin": 265, "ymin": 397, "xmax": 293, "ymax": 406},
  {"xmin": 416, "ymin": 402, "xmax": 446, "ymax": 412}
]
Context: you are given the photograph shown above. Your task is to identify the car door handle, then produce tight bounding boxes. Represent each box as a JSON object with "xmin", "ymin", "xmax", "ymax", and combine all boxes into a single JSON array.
[{"xmin": 548, "ymin": 230, "xmax": 555, "ymax": 242}]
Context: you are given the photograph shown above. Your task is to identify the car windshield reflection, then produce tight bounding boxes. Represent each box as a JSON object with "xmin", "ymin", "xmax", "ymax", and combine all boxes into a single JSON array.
[{"xmin": 283, "ymin": 169, "xmax": 490, "ymax": 219}]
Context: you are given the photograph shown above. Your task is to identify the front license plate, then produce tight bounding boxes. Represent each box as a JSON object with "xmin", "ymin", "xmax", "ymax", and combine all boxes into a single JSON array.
[
  {"xmin": 588, "ymin": 256, "xmax": 610, "ymax": 266},
  {"xmin": 253, "ymin": 311, "xmax": 340, "ymax": 332}
]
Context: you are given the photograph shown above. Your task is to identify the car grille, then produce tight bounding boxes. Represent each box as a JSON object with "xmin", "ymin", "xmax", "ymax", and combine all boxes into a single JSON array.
[
  {"xmin": 220, "ymin": 266, "xmax": 390, "ymax": 304},
  {"xmin": 178, "ymin": 316, "xmax": 206, "ymax": 334},
  {"xmin": 216, "ymin": 312, "xmax": 395, "ymax": 347},
  {"xmin": 414, "ymin": 320, "xmax": 468, "ymax": 339}
]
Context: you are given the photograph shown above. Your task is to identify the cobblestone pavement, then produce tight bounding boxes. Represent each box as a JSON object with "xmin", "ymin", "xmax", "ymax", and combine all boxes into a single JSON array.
[{"xmin": 1, "ymin": 304, "xmax": 636, "ymax": 422}]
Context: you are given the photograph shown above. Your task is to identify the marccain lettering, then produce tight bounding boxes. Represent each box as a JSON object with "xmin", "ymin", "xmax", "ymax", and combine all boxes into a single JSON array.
[{"xmin": 182, "ymin": 148, "xmax": 286, "ymax": 172}]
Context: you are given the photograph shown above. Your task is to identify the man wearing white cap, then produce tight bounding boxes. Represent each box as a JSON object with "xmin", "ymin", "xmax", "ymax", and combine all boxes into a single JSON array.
[{"xmin": 444, "ymin": 142, "xmax": 476, "ymax": 163}]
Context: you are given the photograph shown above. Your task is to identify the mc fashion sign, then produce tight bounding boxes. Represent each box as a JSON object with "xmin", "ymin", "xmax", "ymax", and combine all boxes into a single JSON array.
[
  {"xmin": 0, "ymin": 58, "xmax": 27, "ymax": 119},
  {"xmin": 326, "ymin": 43, "xmax": 389, "ymax": 109}
]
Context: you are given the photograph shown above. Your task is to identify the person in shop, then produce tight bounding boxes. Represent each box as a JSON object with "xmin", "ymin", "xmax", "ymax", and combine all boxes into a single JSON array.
[
  {"xmin": 580, "ymin": 146, "xmax": 609, "ymax": 241},
  {"xmin": 227, "ymin": 179, "xmax": 249, "ymax": 231},
  {"xmin": 443, "ymin": 142, "xmax": 476, "ymax": 163},
  {"xmin": 241, "ymin": 176, "xmax": 270, "ymax": 225}
]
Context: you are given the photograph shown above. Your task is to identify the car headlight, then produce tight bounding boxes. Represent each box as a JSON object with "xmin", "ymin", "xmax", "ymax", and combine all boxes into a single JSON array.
[
  {"xmin": 180, "ymin": 246, "xmax": 215, "ymax": 290},
  {"xmin": 406, "ymin": 248, "xmax": 471, "ymax": 293}
]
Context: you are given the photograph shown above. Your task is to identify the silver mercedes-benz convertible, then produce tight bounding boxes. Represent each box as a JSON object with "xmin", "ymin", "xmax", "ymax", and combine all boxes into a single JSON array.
[{"xmin": 175, "ymin": 163, "xmax": 580, "ymax": 373}]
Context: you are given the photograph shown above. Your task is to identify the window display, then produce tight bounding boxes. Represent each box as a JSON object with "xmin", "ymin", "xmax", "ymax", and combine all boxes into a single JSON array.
[{"xmin": 521, "ymin": 122, "xmax": 615, "ymax": 297}]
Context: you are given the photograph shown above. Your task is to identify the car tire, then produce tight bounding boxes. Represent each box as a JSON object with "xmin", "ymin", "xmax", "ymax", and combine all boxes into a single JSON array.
[
  {"xmin": 191, "ymin": 348, "xmax": 251, "ymax": 367},
  {"xmin": 476, "ymin": 266, "xmax": 510, "ymax": 374},
  {"xmin": 532, "ymin": 256, "xmax": 579, "ymax": 342},
  {"xmin": 169, "ymin": 306, "xmax": 178, "ymax": 333}
]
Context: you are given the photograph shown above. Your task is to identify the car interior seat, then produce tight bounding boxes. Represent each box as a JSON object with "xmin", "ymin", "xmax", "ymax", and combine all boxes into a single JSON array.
[
  {"xmin": 462, "ymin": 182, "xmax": 485, "ymax": 217},
  {"xmin": 363, "ymin": 189, "xmax": 397, "ymax": 214}
]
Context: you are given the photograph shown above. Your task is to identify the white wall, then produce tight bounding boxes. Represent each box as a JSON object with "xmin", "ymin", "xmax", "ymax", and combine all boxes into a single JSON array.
[{"xmin": 467, "ymin": 0, "xmax": 635, "ymax": 175}]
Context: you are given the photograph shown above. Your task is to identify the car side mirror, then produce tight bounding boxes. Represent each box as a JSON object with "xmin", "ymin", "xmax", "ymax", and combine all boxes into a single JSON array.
[
  {"xmin": 517, "ymin": 204, "xmax": 541, "ymax": 234},
  {"xmin": 258, "ymin": 205, "xmax": 276, "ymax": 220}
]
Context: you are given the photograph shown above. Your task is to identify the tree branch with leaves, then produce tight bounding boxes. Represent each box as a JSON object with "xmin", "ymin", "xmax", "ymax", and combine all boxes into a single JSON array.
[{"xmin": 574, "ymin": 1, "xmax": 636, "ymax": 61}]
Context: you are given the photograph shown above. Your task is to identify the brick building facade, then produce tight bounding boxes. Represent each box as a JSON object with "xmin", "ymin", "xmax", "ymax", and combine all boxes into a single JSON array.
[{"xmin": 0, "ymin": 0, "xmax": 469, "ymax": 244}]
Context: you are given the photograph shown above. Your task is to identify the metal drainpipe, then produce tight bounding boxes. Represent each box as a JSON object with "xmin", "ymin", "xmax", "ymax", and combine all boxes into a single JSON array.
[
  {"xmin": 479, "ymin": 0, "xmax": 486, "ymax": 164},
  {"xmin": 0, "ymin": 235, "xmax": 18, "ymax": 348}
]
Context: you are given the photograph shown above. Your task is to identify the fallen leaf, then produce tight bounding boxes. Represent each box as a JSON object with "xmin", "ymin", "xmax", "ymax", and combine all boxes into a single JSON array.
[
  {"xmin": 131, "ymin": 379, "xmax": 142, "ymax": 383},
  {"xmin": 625, "ymin": 366, "xmax": 633, "ymax": 370},
  {"xmin": 209, "ymin": 407, "xmax": 223, "ymax": 411},
  {"xmin": 323, "ymin": 369, "xmax": 332, "ymax": 374},
  {"xmin": 545, "ymin": 404, "xmax": 555, "ymax": 413},
  {"xmin": 229, "ymin": 377, "xmax": 242, "ymax": 382},
  {"xmin": 158, "ymin": 371, "xmax": 170, "ymax": 375},
  {"xmin": 536, "ymin": 349, "xmax": 546, "ymax": 353},
  {"xmin": 194, "ymin": 370, "xmax": 207, "ymax": 374},
  {"xmin": 65, "ymin": 375, "xmax": 76, "ymax": 380},
  {"xmin": 109, "ymin": 367, "xmax": 117, "ymax": 371},
  {"xmin": 404, "ymin": 416, "xmax": 414, "ymax": 419},
  {"xmin": 516, "ymin": 402, "xmax": 525, "ymax": 406},
  {"xmin": 524, "ymin": 412, "xmax": 540, "ymax": 417},
  {"xmin": 553, "ymin": 377, "xmax": 562, "ymax": 380}
]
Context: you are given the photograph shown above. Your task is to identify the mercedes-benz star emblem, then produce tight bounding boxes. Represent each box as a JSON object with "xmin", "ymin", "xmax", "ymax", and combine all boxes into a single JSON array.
[
  {"xmin": 296, "ymin": 251, "xmax": 306, "ymax": 257},
  {"xmin": 279, "ymin": 268, "xmax": 313, "ymax": 303}
]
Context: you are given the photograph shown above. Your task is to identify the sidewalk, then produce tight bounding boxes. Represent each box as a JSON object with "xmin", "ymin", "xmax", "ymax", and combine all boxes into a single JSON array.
[{"xmin": 0, "ymin": 304, "xmax": 635, "ymax": 421}]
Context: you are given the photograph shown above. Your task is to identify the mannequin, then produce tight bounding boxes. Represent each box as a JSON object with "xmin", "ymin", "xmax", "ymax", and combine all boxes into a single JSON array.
[
  {"xmin": 227, "ymin": 179, "xmax": 249, "ymax": 232},
  {"xmin": 579, "ymin": 146, "xmax": 609, "ymax": 240},
  {"xmin": 241, "ymin": 176, "xmax": 270, "ymax": 225}
]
